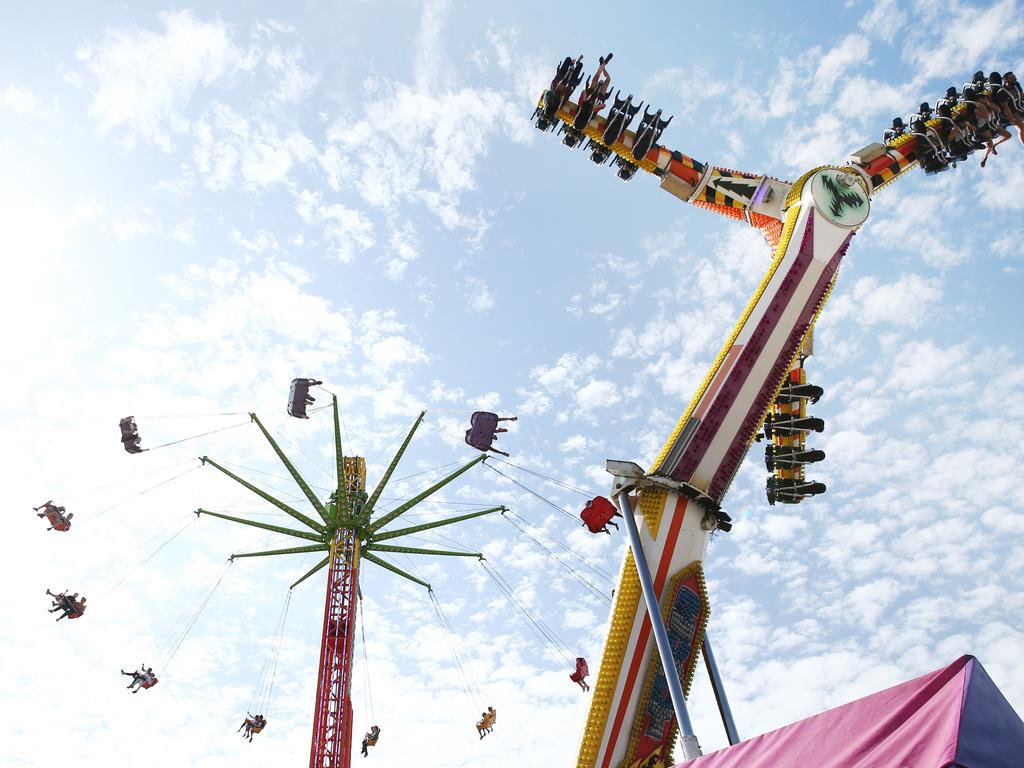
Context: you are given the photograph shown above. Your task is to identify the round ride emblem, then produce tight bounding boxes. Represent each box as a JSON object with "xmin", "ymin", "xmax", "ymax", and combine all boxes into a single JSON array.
[{"xmin": 809, "ymin": 169, "xmax": 870, "ymax": 228}]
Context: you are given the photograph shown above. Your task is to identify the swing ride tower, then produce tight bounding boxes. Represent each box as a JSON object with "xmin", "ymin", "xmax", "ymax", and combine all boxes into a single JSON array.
[{"xmin": 196, "ymin": 399, "xmax": 505, "ymax": 767}]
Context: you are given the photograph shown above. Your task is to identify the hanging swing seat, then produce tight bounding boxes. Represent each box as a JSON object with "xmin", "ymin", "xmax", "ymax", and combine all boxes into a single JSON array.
[
  {"xmin": 580, "ymin": 495, "xmax": 619, "ymax": 533},
  {"xmin": 287, "ymin": 378, "xmax": 323, "ymax": 419},
  {"xmin": 464, "ymin": 411, "xmax": 515, "ymax": 456},
  {"xmin": 119, "ymin": 416, "xmax": 144, "ymax": 454},
  {"xmin": 40, "ymin": 505, "xmax": 71, "ymax": 531},
  {"xmin": 570, "ymin": 656, "xmax": 590, "ymax": 683}
]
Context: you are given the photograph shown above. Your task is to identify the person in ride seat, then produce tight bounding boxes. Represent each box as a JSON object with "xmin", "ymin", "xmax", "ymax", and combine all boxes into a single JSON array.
[
  {"xmin": 238, "ymin": 712, "xmax": 266, "ymax": 741},
  {"xmin": 552, "ymin": 55, "xmax": 583, "ymax": 91},
  {"xmin": 47, "ymin": 590, "xmax": 86, "ymax": 621},
  {"xmin": 883, "ymin": 116, "xmax": 906, "ymax": 143},
  {"xmin": 121, "ymin": 665, "xmax": 155, "ymax": 692},
  {"xmin": 570, "ymin": 657, "xmax": 591, "ymax": 691},
  {"xmin": 580, "ymin": 53, "xmax": 613, "ymax": 112},
  {"xmin": 360, "ymin": 725, "xmax": 380, "ymax": 756},
  {"xmin": 35, "ymin": 501, "xmax": 73, "ymax": 531},
  {"xmin": 476, "ymin": 706, "xmax": 497, "ymax": 739},
  {"xmin": 990, "ymin": 72, "xmax": 1024, "ymax": 142}
]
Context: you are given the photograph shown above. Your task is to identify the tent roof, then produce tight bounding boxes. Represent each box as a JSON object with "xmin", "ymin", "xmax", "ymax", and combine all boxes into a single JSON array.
[{"xmin": 680, "ymin": 655, "xmax": 1024, "ymax": 768}]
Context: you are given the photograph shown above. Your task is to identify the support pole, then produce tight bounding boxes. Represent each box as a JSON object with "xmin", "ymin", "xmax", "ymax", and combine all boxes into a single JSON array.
[
  {"xmin": 617, "ymin": 491, "xmax": 702, "ymax": 762},
  {"xmin": 702, "ymin": 633, "xmax": 740, "ymax": 745}
]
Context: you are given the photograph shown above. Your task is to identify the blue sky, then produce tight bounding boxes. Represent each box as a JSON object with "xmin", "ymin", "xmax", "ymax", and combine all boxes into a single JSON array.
[{"xmin": 2, "ymin": 1, "xmax": 1023, "ymax": 766}]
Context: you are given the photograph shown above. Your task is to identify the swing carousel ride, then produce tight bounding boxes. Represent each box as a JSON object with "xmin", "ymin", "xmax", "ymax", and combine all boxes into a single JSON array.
[{"xmin": 33, "ymin": 47, "xmax": 1024, "ymax": 768}]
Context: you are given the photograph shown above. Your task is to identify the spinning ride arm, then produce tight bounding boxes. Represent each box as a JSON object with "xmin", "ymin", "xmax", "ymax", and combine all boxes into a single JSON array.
[
  {"xmin": 538, "ymin": 56, "xmax": 1016, "ymax": 768},
  {"xmin": 543, "ymin": 94, "xmax": 795, "ymax": 248}
]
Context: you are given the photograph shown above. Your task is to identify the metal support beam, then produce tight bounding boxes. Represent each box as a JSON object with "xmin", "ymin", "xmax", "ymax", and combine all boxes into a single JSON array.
[
  {"xmin": 250, "ymin": 413, "xmax": 331, "ymax": 525},
  {"xmin": 292, "ymin": 556, "xmax": 330, "ymax": 590},
  {"xmin": 201, "ymin": 457, "xmax": 324, "ymax": 533},
  {"xmin": 369, "ymin": 544, "xmax": 481, "ymax": 558},
  {"xmin": 365, "ymin": 411, "xmax": 425, "ymax": 515},
  {"xmin": 362, "ymin": 551, "xmax": 431, "ymax": 590},
  {"xmin": 367, "ymin": 454, "xmax": 486, "ymax": 533},
  {"xmin": 370, "ymin": 506, "xmax": 504, "ymax": 542},
  {"xmin": 703, "ymin": 633, "xmax": 740, "ymax": 745},
  {"xmin": 617, "ymin": 491, "xmax": 702, "ymax": 762},
  {"xmin": 197, "ymin": 508, "xmax": 324, "ymax": 542},
  {"xmin": 310, "ymin": 528, "xmax": 360, "ymax": 768},
  {"xmin": 231, "ymin": 543, "xmax": 328, "ymax": 560}
]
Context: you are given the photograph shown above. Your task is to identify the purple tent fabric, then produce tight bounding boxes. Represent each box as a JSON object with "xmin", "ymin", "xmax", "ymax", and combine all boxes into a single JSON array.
[{"xmin": 679, "ymin": 656, "xmax": 1024, "ymax": 768}]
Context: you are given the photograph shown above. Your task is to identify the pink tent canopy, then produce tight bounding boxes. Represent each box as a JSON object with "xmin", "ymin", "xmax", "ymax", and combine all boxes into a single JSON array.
[{"xmin": 680, "ymin": 656, "xmax": 1024, "ymax": 768}]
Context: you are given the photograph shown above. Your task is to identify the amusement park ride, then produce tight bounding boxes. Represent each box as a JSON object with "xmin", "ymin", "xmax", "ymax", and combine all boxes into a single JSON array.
[
  {"xmin": 198, "ymin": 394, "xmax": 507, "ymax": 767},
  {"xmin": 531, "ymin": 55, "xmax": 1024, "ymax": 767},
  {"xmin": 36, "ymin": 50, "xmax": 1024, "ymax": 768}
]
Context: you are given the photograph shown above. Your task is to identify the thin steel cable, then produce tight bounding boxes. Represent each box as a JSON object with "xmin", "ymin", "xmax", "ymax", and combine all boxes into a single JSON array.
[
  {"xmin": 161, "ymin": 561, "xmax": 233, "ymax": 671},
  {"xmin": 99, "ymin": 517, "xmax": 198, "ymax": 598},
  {"xmin": 220, "ymin": 460, "xmax": 333, "ymax": 494},
  {"xmin": 490, "ymin": 457, "xmax": 592, "ymax": 497},
  {"xmin": 500, "ymin": 514, "xmax": 612, "ymax": 603},
  {"xmin": 269, "ymin": 426, "xmax": 335, "ymax": 482},
  {"xmin": 367, "ymin": 415, "xmax": 418, "ymax": 467},
  {"xmin": 134, "ymin": 412, "xmax": 249, "ymax": 419},
  {"xmin": 480, "ymin": 561, "xmax": 574, "ymax": 665},
  {"xmin": 84, "ymin": 464, "xmax": 202, "ymax": 523},
  {"xmin": 145, "ymin": 419, "xmax": 252, "ymax": 451},
  {"xmin": 249, "ymin": 590, "xmax": 290, "ymax": 712},
  {"xmin": 358, "ymin": 593, "xmax": 375, "ymax": 722},
  {"xmin": 484, "ymin": 463, "xmax": 578, "ymax": 523},
  {"xmin": 48, "ymin": 458, "xmax": 198, "ymax": 504},
  {"xmin": 428, "ymin": 590, "xmax": 484, "ymax": 712},
  {"xmin": 489, "ymin": 561, "xmax": 577, "ymax": 658},
  {"xmin": 506, "ymin": 509, "xmax": 614, "ymax": 582},
  {"xmin": 263, "ymin": 591, "xmax": 291, "ymax": 716},
  {"xmin": 78, "ymin": 510, "xmax": 197, "ymax": 585}
]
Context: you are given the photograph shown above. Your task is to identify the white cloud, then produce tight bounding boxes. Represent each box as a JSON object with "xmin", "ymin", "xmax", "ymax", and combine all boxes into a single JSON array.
[
  {"xmin": 859, "ymin": 0, "xmax": 908, "ymax": 44},
  {"xmin": 81, "ymin": 11, "xmax": 253, "ymax": 148},
  {"xmin": 575, "ymin": 379, "xmax": 621, "ymax": 412},
  {"xmin": 809, "ymin": 34, "xmax": 871, "ymax": 104},
  {"xmin": 266, "ymin": 45, "xmax": 318, "ymax": 102},
  {"xmin": 902, "ymin": 0, "xmax": 1024, "ymax": 81},
  {"xmin": 464, "ymin": 276, "xmax": 496, "ymax": 313},
  {"xmin": 824, "ymin": 273, "xmax": 943, "ymax": 329},
  {"xmin": 385, "ymin": 221, "xmax": 420, "ymax": 279},
  {"xmin": 295, "ymin": 189, "xmax": 375, "ymax": 263},
  {"xmin": 0, "ymin": 83, "xmax": 41, "ymax": 115}
]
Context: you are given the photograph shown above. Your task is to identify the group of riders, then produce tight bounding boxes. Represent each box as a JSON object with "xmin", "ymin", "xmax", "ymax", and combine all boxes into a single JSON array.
[
  {"xmin": 121, "ymin": 665, "xmax": 158, "ymax": 693},
  {"xmin": 532, "ymin": 53, "xmax": 673, "ymax": 179},
  {"xmin": 884, "ymin": 70, "xmax": 1024, "ymax": 172}
]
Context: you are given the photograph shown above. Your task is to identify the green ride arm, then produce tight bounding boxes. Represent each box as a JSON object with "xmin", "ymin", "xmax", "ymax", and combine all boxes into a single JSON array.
[
  {"xmin": 367, "ymin": 454, "xmax": 486, "ymax": 534},
  {"xmin": 370, "ymin": 506, "xmax": 504, "ymax": 542},
  {"xmin": 201, "ymin": 456, "xmax": 325, "ymax": 533},
  {"xmin": 362, "ymin": 551, "xmax": 431, "ymax": 589},
  {"xmin": 249, "ymin": 413, "xmax": 331, "ymax": 525},
  {"xmin": 196, "ymin": 509, "xmax": 324, "ymax": 543}
]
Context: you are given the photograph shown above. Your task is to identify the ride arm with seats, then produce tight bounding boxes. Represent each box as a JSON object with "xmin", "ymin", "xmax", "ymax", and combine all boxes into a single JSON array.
[{"xmin": 536, "ymin": 60, "xmax": 794, "ymax": 247}]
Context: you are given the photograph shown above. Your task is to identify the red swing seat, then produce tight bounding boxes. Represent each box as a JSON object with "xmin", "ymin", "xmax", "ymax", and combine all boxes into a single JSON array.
[
  {"xmin": 580, "ymin": 496, "xmax": 616, "ymax": 533},
  {"xmin": 570, "ymin": 657, "xmax": 590, "ymax": 682}
]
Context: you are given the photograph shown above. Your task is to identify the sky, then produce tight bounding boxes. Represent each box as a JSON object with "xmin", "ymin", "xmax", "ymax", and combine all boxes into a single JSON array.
[{"xmin": 1, "ymin": 0, "xmax": 1023, "ymax": 766}]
